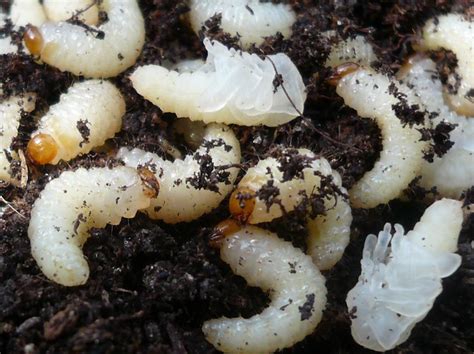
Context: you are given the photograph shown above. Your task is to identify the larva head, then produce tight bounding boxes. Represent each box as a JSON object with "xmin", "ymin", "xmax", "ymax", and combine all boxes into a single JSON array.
[
  {"xmin": 209, "ymin": 219, "xmax": 241, "ymax": 249},
  {"xmin": 138, "ymin": 167, "xmax": 160, "ymax": 199},
  {"xmin": 27, "ymin": 133, "xmax": 58, "ymax": 165},
  {"xmin": 229, "ymin": 187, "xmax": 256, "ymax": 223},
  {"xmin": 23, "ymin": 25, "xmax": 44, "ymax": 56},
  {"xmin": 328, "ymin": 62, "xmax": 360, "ymax": 86}
]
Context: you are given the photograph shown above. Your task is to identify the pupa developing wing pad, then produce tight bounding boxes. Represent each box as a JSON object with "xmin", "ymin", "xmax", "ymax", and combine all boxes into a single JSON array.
[
  {"xmin": 347, "ymin": 199, "xmax": 463, "ymax": 351},
  {"xmin": 131, "ymin": 38, "xmax": 306, "ymax": 127}
]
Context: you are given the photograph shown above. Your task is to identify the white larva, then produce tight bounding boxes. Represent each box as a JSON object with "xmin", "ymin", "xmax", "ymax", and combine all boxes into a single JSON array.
[
  {"xmin": 202, "ymin": 225, "xmax": 327, "ymax": 354},
  {"xmin": 306, "ymin": 169, "xmax": 353, "ymax": 270},
  {"xmin": 10, "ymin": 0, "xmax": 46, "ymax": 27},
  {"xmin": 188, "ymin": 0, "xmax": 296, "ymax": 49},
  {"xmin": 28, "ymin": 166, "xmax": 158, "ymax": 287},
  {"xmin": 24, "ymin": 0, "xmax": 145, "ymax": 78},
  {"xmin": 419, "ymin": 14, "xmax": 474, "ymax": 117},
  {"xmin": 43, "ymin": 0, "xmax": 99, "ymax": 26},
  {"xmin": 233, "ymin": 148, "xmax": 352, "ymax": 270},
  {"xmin": 324, "ymin": 32, "xmax": 377, "ymax": 68},
  {"xmin": 346, "ymin": 198, "xmax": 463, "ymax": 352},
  {"xmin": 28, "ymin": 80, "xmax": 125, "ymax": 165},
  {"xmin": 336, "ymin": 68, "xmax": 428, "ymax": 208},
  {"xmin": 117, "ymin": 123, "xmax": 241, "ymax": 223},
  {"xmin": 0, "ymin": 94, "xmax": 36, "ymax": 185},
  {"xmin": 235, "ymin": 149, "xmax": 326, "ymax": 224},
  {"xmin": 398, "ymin": 55, "xmax": 474, "ymax": 198},
  {"xmin": 131, "ymin": 38, "xmax": 306, "ymax": 127}
]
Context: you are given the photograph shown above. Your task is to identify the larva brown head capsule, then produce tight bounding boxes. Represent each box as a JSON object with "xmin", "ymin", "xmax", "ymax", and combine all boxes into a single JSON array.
[
  {"xmin": 138, "ymin": 167, "xmax": 160, "ymax": 199},
  {"xmin": 23, "ymin": 25, "xmax": 44, "ymax": 56},
  {"xmin": 327, "ymin": 62, "xmax": 360, "ymax": 86},
  {"xmin": 27, "ymin": 133, "xmax": 58, "ymax": 165},
  {"xmin": 229, "ymin": 187, "xmax": 256, "ymax": 223},
  {"xmin": 209, "ymin": 219, "xmax": 241, "ymax": 249}
]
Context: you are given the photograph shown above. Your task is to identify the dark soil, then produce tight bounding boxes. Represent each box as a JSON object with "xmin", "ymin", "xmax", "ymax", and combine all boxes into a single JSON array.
[{"xmin": 1, "ymin": 1, "xmax": 473, "ymax": 353}]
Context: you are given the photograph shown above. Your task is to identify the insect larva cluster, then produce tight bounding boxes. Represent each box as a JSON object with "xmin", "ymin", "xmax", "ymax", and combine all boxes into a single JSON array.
[{"xmin": 1, "ymin": 1, "xmax": 472, "ymax": 352}]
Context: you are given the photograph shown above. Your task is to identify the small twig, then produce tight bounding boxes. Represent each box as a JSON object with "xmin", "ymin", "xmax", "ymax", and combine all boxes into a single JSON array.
[
  {"xmin": 67, "ymin": 0, "xmax": 99, "ymax": 22},
  {"xmin": 0, "ymin": 196, "xmax": 26, "ymax": 219},
  {"xmin": 264, "ymin": 54, "xmax": 362, "ymax": 152}
]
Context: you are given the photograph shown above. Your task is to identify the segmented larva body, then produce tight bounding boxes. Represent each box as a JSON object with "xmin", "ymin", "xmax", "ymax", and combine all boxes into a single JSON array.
[
  {"xmin": 28, "ymin": 166, "xmax": 158, "ymax": 286},
  {"xmin": 117, "ymin": 124, "xmax": 241, "ymax": 223},
  {"xmin": 232, "ymin": 148, "xmax": 352, "ymax": 270},
  {"xmin": 43, "ymin": 0, "xmax": 99, "ymax": 26},
  {"xmin": 10, "ymin": 0, "xmax": 46, "ymax": 27},
  {"xmin": 324, "ymin": 32, "xmax": 377, "ymax": 68},
  {"xmin": 306, "ymin": 170, "xmax": 353, "ymax": 270},
  {"xmin": 0, "ymin": 94, "xmax": 36, "ymax": 184},
  {"xmin": 202, "ymin": 226, "xmax": 327, "ymax": 354},
  {"xmin": 347, "ymin": 199, "xmax": 463, "ymax": 352},
  {"xmin": 398, "ymin": 56, "xmax": 474, "ymax": 198},
  {"xmin": 419, "ymin": 14, "xmax": 474, "ymax": 117},
  {"xmin": 131, "ymin": 38, "xmax": 306, "ymax": 127},
  {"xmin": 188, "ymin": 0, "xmax": 296, "ymax": 49},
  {"xmin": 235, "ymin": 149, "xmax": 326, "ymax": 224},
  {"xmin": 24, "ymin": 0, "xmax": 145, "ymax": 78},
  {"xmin": 28, "ymin": 80, "xmax": 125, "ymax": 165},
  {"xmin": 336, "ymin": 68, "xmax": 428, "ymax": 208}
]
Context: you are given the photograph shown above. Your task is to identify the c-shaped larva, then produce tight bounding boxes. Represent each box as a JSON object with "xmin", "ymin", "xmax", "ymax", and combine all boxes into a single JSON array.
[
  {"xmin": 0, "ymin": 94, "xmax": 36, "ymax": 185},
  {"xmin": 131, "ymin": 38, "xmax": 306, "ymax": 127},
  {"xmin": 27, "ymin": 80, "xmax": 125, "ymax": 165},
  {"xmin": 117, "ymin": 123, "xmax": 241, "ymax": 223},
  {"xmin": 346, "ymin": 198, "xmax": 463, "ymax": 352},
  {"xmin": 418, "ymin": 14, "xmax": 474, "ymax": 117},
  {"xmin": 23, "ymin": 0, "xmax": 145, "ymax": 78},
  {"xmin": 202, "ymin": 225, "xmax": 327, "ymax": 354},
  {"xmin": 43, "ymin": 0, "xmax": 99, "ymax": 26},
  {"xmin": 335, "ymin": 67, "xmax": 429, "ymax": 208},
  {"xmin": 230, "ymin": 148, "xmax": 352, "ymax": 270},
  {"xmin": 398, "ymin": 55, "xmax": 474, "ymax": 198},
  {"xmin": 188, "ymin": 0, "xmax": 296, "ymax": 49},
  {"xmin": 28, "ymin": 166, "xmax": 159, "ymax": 286}
]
